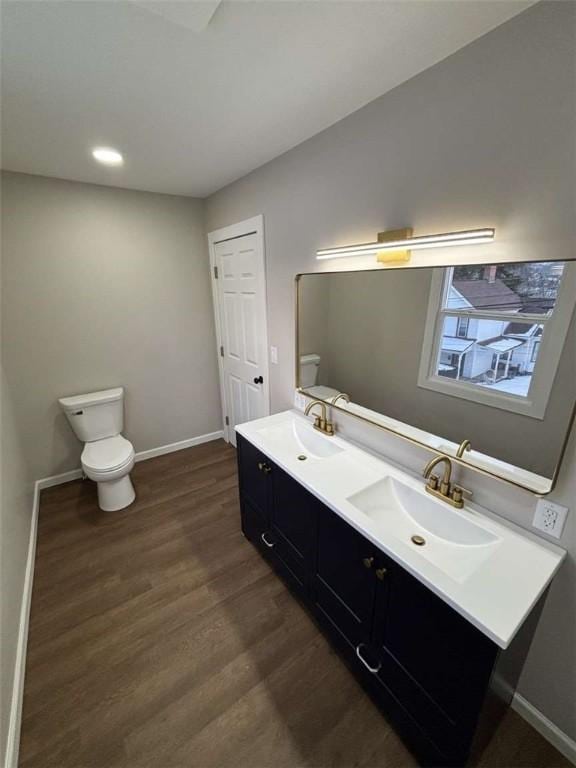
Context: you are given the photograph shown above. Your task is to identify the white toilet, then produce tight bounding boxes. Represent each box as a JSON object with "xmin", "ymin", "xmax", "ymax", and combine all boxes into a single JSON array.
[
  {"xmin": 59, "ymin": 387, "xmax": 136, "ymax": 511},
  {"xmin": 299, "ymin": 354, "xmax": 340, "ymax": 400}
]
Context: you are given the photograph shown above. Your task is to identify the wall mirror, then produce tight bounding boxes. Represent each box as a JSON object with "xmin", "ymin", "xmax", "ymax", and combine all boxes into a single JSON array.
[{"xmin": 296, "ymin": 260, "xmax": 576, "ymax": 494}]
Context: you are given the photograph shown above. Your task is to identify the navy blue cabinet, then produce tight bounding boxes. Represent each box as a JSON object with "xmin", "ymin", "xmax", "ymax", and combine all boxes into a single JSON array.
[
  {"xmin": 237, "ymin": 435, "xmax": 521, "ymax": 767},
  {"xmin": 313, "ymin": 501, "xmax": 380, "ymax": 651}
]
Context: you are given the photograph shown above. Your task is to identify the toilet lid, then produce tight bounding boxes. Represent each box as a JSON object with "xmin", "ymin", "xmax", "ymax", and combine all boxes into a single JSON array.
[{"xmin": 81, "ymin": 435, "xmax": 134, "ymax": 473}]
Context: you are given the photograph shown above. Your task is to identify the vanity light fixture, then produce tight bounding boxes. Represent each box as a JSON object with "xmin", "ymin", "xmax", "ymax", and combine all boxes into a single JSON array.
[
  {"xmin": 316, "ymin": 227, "xmax": 495, "ymax": 263},
  {"xmin": 92, "ymin": 147, "xmax": 124, "ymax": 166}
]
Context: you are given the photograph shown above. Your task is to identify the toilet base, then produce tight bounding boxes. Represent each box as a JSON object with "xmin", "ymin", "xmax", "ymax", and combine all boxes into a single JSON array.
[{"xmin": 96, "ymin": 474, "xmax": 135, "ymax": 511}]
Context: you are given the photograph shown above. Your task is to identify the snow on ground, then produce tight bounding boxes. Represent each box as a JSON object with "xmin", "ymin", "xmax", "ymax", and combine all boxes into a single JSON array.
[{"xmin": 477, "ymin": 375, "xmax": 531, "ymax": 396}]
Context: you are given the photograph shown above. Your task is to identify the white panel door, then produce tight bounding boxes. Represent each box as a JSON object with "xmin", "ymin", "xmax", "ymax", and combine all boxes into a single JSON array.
[{"xmin": 214, "ymin": 232, "xmax": 269, "ymax": 446}]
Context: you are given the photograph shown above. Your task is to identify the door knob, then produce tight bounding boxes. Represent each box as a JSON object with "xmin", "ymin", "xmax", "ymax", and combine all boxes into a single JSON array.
[{"xmin": 253, "ymin": 376, "xmax": 264, "ymax": 384}]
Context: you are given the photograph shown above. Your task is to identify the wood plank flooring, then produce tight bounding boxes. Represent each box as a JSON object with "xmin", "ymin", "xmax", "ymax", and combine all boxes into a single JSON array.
[{"xmin": 19, "ymin": 439, "xmax": 569, "ymax": 768}]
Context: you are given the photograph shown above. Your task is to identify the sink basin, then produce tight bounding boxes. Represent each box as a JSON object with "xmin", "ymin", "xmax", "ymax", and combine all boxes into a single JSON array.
[
  {"xmin": 257, "ymin": 418, "xmax": 343, "ymax": 460},
  {"xmin": 347, "ymin": 477, "xmax": 501, "ymax": 582}
]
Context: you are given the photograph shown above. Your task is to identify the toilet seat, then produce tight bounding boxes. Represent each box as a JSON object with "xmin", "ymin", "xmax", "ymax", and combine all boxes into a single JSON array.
[{"xmin": 81, "ymin": 435, "xmax": 134, "ymax": 475}]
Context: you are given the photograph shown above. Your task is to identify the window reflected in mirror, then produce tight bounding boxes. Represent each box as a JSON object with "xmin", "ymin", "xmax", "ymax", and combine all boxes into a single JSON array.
[{"xmin": 297, "ymin": 260, "xmax": 576, "ymax": 493}]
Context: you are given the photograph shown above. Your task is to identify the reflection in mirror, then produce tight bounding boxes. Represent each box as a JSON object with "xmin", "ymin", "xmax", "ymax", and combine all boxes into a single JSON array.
[{"xmin": 297, "ymin": 261, "xmax": 576, "ymax": 493}]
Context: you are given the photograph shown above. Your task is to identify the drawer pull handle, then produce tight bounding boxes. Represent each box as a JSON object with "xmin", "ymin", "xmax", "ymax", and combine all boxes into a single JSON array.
[
  {"xmin": 257, "ymin": 462, "xmax": 272, "ymax": 474},
  {"xmin": 363, "ymin": 557, "xmax": 374, "ymax": 569},
  {"xmin": 376, "ymin": 567, "xmax": 388, "ymax": 581},
  {"xmin": 261, "ymin": 532, "xmax": 275, "ymax": 548},
  {"xmin": 355, "ymin": 644, "xmax": 381, "ymax": 674}
]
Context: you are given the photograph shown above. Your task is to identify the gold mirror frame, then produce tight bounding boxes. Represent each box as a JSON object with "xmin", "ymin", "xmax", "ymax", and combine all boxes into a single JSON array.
[{"xmin": 295, "ymin": 260, "xmax": 576, "ymax": 496}]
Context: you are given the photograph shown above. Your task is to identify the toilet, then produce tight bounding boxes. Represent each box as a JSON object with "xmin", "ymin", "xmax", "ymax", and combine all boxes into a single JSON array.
[
  {"xmin": 59, "ymin": 387, "xmax": 136, "ymax": 511},
  {"xmin": 299, "ymin": 354, "xmax": 340, "ymax": 400}
]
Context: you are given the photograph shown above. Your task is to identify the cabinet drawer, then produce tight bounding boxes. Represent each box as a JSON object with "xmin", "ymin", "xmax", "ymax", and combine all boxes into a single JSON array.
[
  {"xmin": 241, "ymin": 494, "xmax": 308, "ymax": 597},
  {"xmin": 241, "ymin": 496, "xmax": 269, "ymax": 552},
  {"xmin": 312, "ymin": 575, "xmax": 373, "ymax": 650},
  {"xmin": 376, "ymin": 647, "xmax": 471, "ymax": 761},
  {"xmin": 273, "ymin": 535, "xmax": 308, "ymax": 597}
]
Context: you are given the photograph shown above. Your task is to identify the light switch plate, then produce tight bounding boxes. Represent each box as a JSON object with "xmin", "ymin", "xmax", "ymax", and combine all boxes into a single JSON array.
[
  {"xmin": 270, "ymin": 345, "xmax": 278, "ymax": 364},
  {"xmin": 533, "ymin": 499, "xmax": 569, "ymax": 539}
]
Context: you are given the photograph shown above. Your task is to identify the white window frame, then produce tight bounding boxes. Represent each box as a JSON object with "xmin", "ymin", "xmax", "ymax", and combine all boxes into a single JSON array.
[{"xmin": 417, "ymin": 262, "xmax": 576, "ymax": 420}]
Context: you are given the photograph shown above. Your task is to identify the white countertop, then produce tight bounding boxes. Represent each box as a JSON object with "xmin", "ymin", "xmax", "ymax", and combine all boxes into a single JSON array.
[{"xmin": 236, "ymin": 409, "xmax": 566, "ymax": 649}]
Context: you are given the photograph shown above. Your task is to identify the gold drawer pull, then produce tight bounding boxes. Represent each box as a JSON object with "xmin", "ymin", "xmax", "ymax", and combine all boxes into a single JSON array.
[
  {"xmin": 363, "ymin": 557, "xmax": 374, "ymax": 569},
  {"xmin": 376, "ymin": 567, "xmax": 387, "ymax": 581}
]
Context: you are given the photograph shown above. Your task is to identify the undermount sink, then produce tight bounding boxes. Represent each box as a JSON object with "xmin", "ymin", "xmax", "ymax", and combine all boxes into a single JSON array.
[
  {"xmin": 347, "ymin": 477, "xmax": 501, "ymax": 582},
  {"xmin": 257, "ymin": 418, "xmax": 343, "ymax": 460}
]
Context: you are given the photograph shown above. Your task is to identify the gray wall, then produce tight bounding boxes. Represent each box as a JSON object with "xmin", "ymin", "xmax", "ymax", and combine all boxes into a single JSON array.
[
  {"xmin": 1, "ymin": 172, "xmax": 222, "ymax": 480},
  {"xmin": 298, "ymin": 270, "xmax": 575, "ymax": 476},
  {"xmin": 206, "ymin": 2, "xmax": 576, "ymax": 741},
  {"xmin": 0, "ymin": 361, "xmax": 35, "ymax": 766}
]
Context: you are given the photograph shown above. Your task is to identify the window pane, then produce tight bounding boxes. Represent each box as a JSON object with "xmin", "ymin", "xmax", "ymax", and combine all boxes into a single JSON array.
[
  {"xmin": 436, "ymin": 316, "xmax": 544, "ymax": 398},
  {"xmin": 444, "ymin": 262, "xmax": 565, "ymax": 315}
]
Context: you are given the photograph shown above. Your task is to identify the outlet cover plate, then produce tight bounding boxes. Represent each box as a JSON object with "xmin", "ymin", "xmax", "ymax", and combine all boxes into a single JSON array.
[
  {"xmin": 533, "ymin": 499, "xmax": 569, "ymax": 539},
  {"xmin": 294, "ymin": 391, "xmax": 307, "ymax": 411}
]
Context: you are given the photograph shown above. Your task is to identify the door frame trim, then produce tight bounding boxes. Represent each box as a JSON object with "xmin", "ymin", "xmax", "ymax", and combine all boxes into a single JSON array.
[{"xmin": 208, "ymin": 214, "xmax": 270, "ymax": 443}]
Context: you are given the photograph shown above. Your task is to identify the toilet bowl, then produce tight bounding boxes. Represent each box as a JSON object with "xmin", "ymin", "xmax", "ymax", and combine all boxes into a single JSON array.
[
  {"xmin": 81, "ymin": 434, "xmax": 136, "ymax": 511},
  {"xmin": 59, "ymin": 387, "xmax": 136, "ymax": 512}
]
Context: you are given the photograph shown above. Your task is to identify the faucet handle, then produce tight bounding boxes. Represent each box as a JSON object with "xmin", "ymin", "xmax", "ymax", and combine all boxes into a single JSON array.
[
  {"xmin": 426, "ymin": 474, "xmax": 439, "ymax": 491},
  {"xmin": 451, "ymin": 485, "xmax": 473, "ymax": 505}
]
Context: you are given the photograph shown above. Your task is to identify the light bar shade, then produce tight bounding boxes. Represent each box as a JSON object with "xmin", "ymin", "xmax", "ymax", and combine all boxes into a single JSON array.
[{"xmin": 316, "ymin": 228, "xmax": 495, "ymax": 260}]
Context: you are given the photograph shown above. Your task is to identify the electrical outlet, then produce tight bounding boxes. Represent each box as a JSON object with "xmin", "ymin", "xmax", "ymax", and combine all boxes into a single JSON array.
[
  {"xmin": 533, "ymin": 499, "xmax": 569, "ymax": 539},
  {"xmin": 270, "ymin": 345, "xmax": 278, "ymax": 365},
  {"xmin": 294, "ymin": 391, "xmax": 307, "ymax": 411}
]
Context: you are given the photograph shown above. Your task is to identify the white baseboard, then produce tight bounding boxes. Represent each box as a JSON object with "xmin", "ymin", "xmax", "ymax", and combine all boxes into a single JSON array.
[
  {"xmin": 35, "ymin": 430, "xmax": 225, "ymax": 490},
  {"xmin": 134, "ymin": 430, "xmax": 224, "ymax": 463},
  {"xmin": 36, "ymin": 467, "xmax": 83, "ymax": 489},
  {"xmin": 512, "ymin": 693, "xmax": 576, "ymax": 765},
  {"xmin": 4, "ymin": 482, "xmax": 40, "ymax": 768}
]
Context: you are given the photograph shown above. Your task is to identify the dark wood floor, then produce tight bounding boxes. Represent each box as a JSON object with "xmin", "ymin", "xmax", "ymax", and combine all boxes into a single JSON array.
[{"xmin": 20, "ymin": 439, "xmax": 569, "ymax": 768}]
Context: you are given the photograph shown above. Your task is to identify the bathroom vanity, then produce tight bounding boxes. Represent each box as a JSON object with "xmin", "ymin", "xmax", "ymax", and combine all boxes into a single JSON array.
[{"xmin": 236, "ymin": 411, "xmax": 565, "ymax": 767}]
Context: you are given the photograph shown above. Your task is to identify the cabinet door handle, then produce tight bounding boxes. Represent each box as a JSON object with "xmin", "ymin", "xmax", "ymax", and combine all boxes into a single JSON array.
[
  {"xmin": 375, "ymin": 567, "xmax": 388, "ymax": 581},
  {"xmin": 257, "ymin": 461, "xmax": 272, "ymax": 474},
  {"xmin": 363, "ymin": 557, "xmax": 374, "ymax": 569},
  {"xmin": 261, "ymin": 532, "xmax": 275, "ymax": 548},
  {"xmin": 355, "ymin": 644, "xmax": 381, "ymax": 674}
]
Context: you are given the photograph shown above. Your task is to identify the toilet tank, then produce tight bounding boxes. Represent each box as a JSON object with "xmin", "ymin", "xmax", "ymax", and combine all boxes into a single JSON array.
[
  {"xmin": 300, "ymin": 354, "xmax": 321, "ymax": 388},
  {"xmin": 59, "ymin": 387, "xmax": 124, "ymax": 442}
]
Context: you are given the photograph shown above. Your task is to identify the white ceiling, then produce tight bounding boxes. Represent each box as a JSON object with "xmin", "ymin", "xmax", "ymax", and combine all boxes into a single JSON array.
[{"xmin": 1, "ymin": 0, "xmax": 534, "ymax": 197}]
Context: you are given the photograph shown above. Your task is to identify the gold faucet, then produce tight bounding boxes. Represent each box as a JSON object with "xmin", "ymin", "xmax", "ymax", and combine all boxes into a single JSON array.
[
  {"xmin": 456, "ymin": 439, "xmax": 471, "ymax": 458},
  {"xmin": 423, "ymin": 454, "xmax": 470, "ymax": 509},
  {"xmin": 304, "ymin": 399, "xmax": 335, "ymax": 436},
  {"xmin": 331, "ymin": 392, "xmax": 350, "ymax": 407}
]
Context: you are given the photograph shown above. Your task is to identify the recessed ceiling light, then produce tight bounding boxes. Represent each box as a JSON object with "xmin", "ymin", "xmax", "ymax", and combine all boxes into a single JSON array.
[{"xmin": 92, "ymin": 147, "xmax": 124, "ymax": 166}]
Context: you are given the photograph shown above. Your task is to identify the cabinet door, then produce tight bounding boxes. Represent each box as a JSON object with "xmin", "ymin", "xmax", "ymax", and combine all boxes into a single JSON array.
[
  {"xmin": 271, "ymin": 465, "xmax": 316, "ymax": 567},
  {"xmin": 312, "ymin": 503, "xmax": 379, "ymax": 651},
  {"xmin": 237, "ymin": 434, "xmax": 272, "ymax": 518},
  {"xmin": 373, "ymin": 565, "xmax": 498, "ymax": 757}
]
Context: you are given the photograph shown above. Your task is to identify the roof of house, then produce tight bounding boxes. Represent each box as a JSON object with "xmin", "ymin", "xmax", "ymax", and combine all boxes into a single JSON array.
[
  {"xmin": 504, "ymin": 321, "xmax": 538, "ymax": 336},
  {"xmin": 477, "ymin": 336, "xmax": 525, "ymax": 353},
  {"xmin": 441, "ymin": 337, "xmax": 475, "ymax": 353},
  {"xmin": 452, "ymin": 278, "xmax": 522, "ymax": 311}
]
